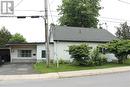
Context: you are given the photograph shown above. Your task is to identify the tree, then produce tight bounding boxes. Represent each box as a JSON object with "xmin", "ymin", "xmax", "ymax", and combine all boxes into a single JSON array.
[
  {"xmin": 58, "ymin": 0, "xmax": 101, "ymax": 28},
  {"xmin": 0, "ymin": 27, "xmax": 12, "ymax": 47},
  {"xmin": 9, "ymin": 33, "xmax": 26, "ymax": 43},
  {"xmin": 102, "ymin": 40, "xmax": 130, "ymax": 64},
  {"xmin": 116, "ymin": 22, "xmax": 130, "ymax": 39}
]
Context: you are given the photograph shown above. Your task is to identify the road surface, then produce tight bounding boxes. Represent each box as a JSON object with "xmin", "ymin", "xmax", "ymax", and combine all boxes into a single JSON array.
[{"xmin": 0, "ymin": 71, "xmax": 130, "ymax": 87}]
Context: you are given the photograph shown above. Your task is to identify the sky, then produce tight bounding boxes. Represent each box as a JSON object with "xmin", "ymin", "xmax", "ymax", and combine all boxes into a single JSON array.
[{"xmin": 0, "ymin": 0, "xmax": 130, "ymax": 42}]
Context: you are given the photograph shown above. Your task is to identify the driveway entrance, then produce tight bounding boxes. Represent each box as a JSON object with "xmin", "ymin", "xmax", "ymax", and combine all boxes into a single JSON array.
[{"xmin": 0, "ymin": 63, "xmax": 37, "ymax": 75}]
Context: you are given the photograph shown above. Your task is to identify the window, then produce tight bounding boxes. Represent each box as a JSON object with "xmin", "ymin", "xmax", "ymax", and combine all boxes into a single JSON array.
[
  {"xmin": 42, "ymin": 50, "xmax": 46, "ymax": 58},
  {"xmin": 18, "ymin": 50, "xmax": 32, "ymax": 57}
]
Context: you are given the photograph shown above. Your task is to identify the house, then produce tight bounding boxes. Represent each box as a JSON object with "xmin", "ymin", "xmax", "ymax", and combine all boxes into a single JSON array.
[{"xmin": 3, "ymin": 26, "xmax": 116, "ymax": 63}]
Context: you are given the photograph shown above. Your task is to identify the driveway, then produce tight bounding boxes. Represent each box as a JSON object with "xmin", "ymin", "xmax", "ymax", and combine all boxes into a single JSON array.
[{"xmin": 0, "ymin": 63, "xmax": 37, "ymax": 75}]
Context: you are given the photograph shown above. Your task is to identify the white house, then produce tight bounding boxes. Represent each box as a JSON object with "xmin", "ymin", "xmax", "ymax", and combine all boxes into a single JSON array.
[{"xmin": 3, "ymin": 26, "xmax": 116, "ymax": 63}]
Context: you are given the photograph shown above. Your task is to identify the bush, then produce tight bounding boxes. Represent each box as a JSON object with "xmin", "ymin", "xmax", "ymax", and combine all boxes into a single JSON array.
[
  {"xmin": 58, "ymin": 59, "xmax": 71, "ymax": 64},
  {"xmin": 69, "ymin": 44, "xmax": 92, "ymax": 66},
  {"xmin": 101, "ymin": 40, "xmax": 130, "ymax": 64},
  {"xmin": 91, "ymin": 48, "xmax": 107, "ymax": 66},
  {"xmin": 37, "ymin": 59, "xmax": 54, "ymax": 64}
]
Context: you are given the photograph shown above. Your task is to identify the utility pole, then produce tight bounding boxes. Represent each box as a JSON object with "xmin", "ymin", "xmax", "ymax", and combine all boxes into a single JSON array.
[{"xmin": 44, "ymin": 0, "xmax": 50, "ymax": 67}]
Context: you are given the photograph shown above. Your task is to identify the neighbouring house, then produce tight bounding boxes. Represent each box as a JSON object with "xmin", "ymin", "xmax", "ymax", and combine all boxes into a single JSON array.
[{"xmin": 2, "ymin": 26, "xmax": 116, "ymax": 63}]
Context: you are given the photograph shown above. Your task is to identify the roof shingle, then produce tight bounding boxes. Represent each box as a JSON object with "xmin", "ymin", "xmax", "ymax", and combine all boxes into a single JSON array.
[{"xmin": 53, "ymin": 26, "xmax": 116, "ymax": 42}]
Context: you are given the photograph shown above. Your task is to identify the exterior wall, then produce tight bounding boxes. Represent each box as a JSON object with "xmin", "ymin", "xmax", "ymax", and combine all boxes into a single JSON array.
[
  {"xmin": 10, "ymin": 46, "xmax": 37, "ymax": 63},
  {"xmin": 9, "ymin": 41, "xmax": 117, "ymax": 63},
  {"xmin": 54, "ymin": 41, "xmax": 103, "ymax": 60},
  {"xmin": 36, "ymin": 44, "xmax": 54, "ymax": 62}
]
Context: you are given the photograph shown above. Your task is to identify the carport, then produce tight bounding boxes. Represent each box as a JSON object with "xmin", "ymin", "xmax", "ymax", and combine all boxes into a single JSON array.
[{"xmin": 0, "ymin": 49, "xmax": 10, "ymax": 63}]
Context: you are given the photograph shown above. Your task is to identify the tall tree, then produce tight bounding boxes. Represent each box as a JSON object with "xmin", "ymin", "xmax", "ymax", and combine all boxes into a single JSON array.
[
  {"xmin": 116, "ymin": 22, "xmax": 130, "ymax": 39},
  {"xmin": 0, "ymin": 27, "xmax": 12, "ymax": 47},
  {"xmin": 58, "ymin": 0, "xmax": 101, "ymax": 28},
  {"xmin": 9, "ymin": 33, "xmax": 26, "ymax": 43}
]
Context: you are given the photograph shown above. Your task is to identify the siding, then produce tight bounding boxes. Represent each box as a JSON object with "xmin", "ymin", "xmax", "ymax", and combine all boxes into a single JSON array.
[
  {"xmin": 36, "ymin": 44, "xmax": 54, "ymax": 62},
  {"xmin": 54, "ymin": 41, "xmax": 103, "ymax": 60},
  {"xmin": 10, "ymin": 46, "xmax": 37, "ymax": 63}
]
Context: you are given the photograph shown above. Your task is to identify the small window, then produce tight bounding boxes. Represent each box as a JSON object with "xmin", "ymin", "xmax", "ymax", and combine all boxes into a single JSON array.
[
  {"xmin": 42, "ymin": 50, "xmax": 46, "ymax": 58},
  {"xmin": 18, "ymin": 50, "xmax": 32, "ymax": 57}
]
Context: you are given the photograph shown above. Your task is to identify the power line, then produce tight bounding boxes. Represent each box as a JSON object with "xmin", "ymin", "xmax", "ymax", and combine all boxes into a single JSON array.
[
  {"xmin": 118, "ymin": 0, "xmax": 130, "ymax": 4},
  {"xmin": 45, "ymin": 15, "xmax": 130, "ymax": 23},
  {"xmin": 0, "ymin": 15, "xmax": 44, "ymax": 19},
  {"xmin": 100, "ymin": 19, "xmax": 130, "ymax": 24},
  {"xmin": 15, "ymin": 10, "xmax": 44, "ymax": 12},
  {"xmin": 99, "ymin": 17, "xmax": 130, "ymax": 22},
  {"xmin": 14, "ymin": 0, "xmax": 24, "ymax": 8},
  {"xmin": 15, "ymin": 9, "xmax": 57, "ymax": 13},
  {"xmin": 100, "ymin": 20, "xmax": 125, "ymax": 23},
  {"xmin": 45, "ymin": 14, "xmax": 130, "ymax": 22},
  {"xmin": 45, "ymin": 14, "xmax": 130, "ymax": 23}
]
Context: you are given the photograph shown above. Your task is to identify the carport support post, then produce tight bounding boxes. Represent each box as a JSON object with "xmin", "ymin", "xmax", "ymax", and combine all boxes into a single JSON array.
[{"xmin": 44, "ymin": 0, "xmax": 50, "ymax": 67}]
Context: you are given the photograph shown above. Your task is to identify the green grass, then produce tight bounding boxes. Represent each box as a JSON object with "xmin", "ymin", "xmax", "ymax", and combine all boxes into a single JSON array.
[{"xmin": 33, "ymin": 59, "xmax": 130, "ymax": 73}]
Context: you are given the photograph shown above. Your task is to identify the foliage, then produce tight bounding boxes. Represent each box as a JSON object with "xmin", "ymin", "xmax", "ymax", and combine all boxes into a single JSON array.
[
  {"xmin": 34, "ymin": 59, "xmax": 130, "ymax": 73},
  {"xmin": 0, "ymin": 27, "xmax": 12, "ymax": 47},
  {"xmin": 58, "ymin": 0, "xmax": 101, "ymax": 28},
  {"xmin": 9, "ymin": 33, "xmax": 26, "ymax": 43},
  {"xmin": 0, "ymin": 27, "xmax": 26, "ymax": 46},
  {"xmin": 116, "ymin": 22, "xmax": 130, "ymax": 39},
  {"xmin": 69, "ymin": 44, "xmax": 92, "ymax": 66},
  {"xmin": 91, "ymin": 48, "xmax": 107, "ymax": 66},
  {"xmin": 102, "ymin": 40, "xmax": 130, "ymax": 64},
  {"xmin": 58, "ymin": 59, "xmax": 71, "ymax": 64}
]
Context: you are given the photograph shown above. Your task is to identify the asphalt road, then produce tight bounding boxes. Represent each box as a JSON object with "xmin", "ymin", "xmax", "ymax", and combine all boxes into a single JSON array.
[{"xmin": 0, "ymin": 71, "xmax": 130, "ymax": 87}]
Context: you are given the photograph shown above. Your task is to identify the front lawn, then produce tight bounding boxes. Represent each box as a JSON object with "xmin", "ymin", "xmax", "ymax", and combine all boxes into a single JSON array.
[{"xmin": 33, "ymin": 59, "xmax": 130, "ymax": 73}]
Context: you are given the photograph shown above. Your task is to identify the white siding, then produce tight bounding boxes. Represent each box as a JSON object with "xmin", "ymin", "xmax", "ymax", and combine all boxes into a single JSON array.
[
  {"xmin": 54, "ymin": 41, "xmax": 103, "ymax": 60},
  {"xmin": 36, "ymin": 44, "xmax": 54, "ymax": 61},
  {"xmin": 10, "ymin": 46, "xmax": 37, "ymax": 62}
]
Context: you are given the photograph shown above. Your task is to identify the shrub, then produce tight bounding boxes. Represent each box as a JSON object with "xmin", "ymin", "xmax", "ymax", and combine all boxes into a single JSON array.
[
  {"xmin": 37, "ymin": 59, "xmax": 54, "ymax": 64},
  {"xmin": 91, "ymin": 48, "xmax": 107, "ymax": 66},
  {"xmin": 58, "ymin": 59, "xmax": 71, "ymax": 64},
  {"xmin": 69, "ymin": 44, "xmax": 92, "ymax": 66},
  {"xmin": 101, "ymin": 40, "xmax": 130, "ymax": 64}
]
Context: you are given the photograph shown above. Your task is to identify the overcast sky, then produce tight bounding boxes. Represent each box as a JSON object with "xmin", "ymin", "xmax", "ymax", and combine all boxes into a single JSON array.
[{"xmin": 0, "ymin": 0, "xmax": 130, "ymax": 42}]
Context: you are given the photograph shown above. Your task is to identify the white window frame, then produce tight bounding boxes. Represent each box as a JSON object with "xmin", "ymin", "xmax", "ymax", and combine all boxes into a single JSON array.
[{"xmin": 18, "ymin": 50, "xmax": 32, "ymax": 57}]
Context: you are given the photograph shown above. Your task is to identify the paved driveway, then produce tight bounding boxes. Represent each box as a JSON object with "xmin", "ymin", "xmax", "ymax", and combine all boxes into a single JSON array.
[{"xmin": 0, "ymin": 63, "xmax": 37, "ymax": 75}]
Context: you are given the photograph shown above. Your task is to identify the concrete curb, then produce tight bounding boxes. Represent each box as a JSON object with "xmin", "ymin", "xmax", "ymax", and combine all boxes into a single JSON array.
[
  {"xmin": 58, "ymin": 66, "xmax": 130, "ymax": 78},
  {"xmin": 0, "ymin": 66, "xmax": 130, "ymax": 81}
]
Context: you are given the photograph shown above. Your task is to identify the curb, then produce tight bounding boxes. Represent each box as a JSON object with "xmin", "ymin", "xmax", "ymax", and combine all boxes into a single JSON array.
[
  {"xmin": 58, "ymin": 66, "xmax": 130, "ymax": 78},
  {"xmin": 0, "ymin": 66, "xmax": 130, "ymax": 81},
  {"xmin": 0, "ymin": 73, "xmax": 59, "ymax": 81}
]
